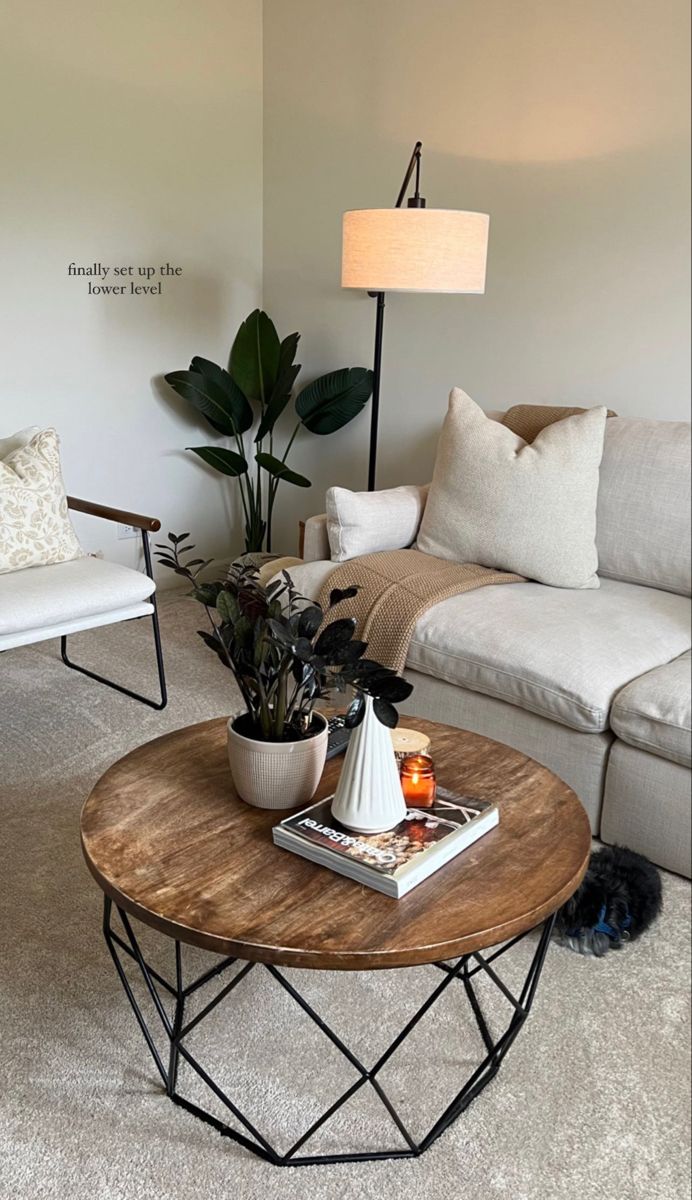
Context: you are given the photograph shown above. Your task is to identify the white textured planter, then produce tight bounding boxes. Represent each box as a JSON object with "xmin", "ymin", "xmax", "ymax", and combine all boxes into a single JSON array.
[
  {"xmin": 331, "ymin": 696, "xmax": 407, "ymax": 834},
  {"xmin": 227, "ymin": 713, "xmax": 328, "ymax": 810}
]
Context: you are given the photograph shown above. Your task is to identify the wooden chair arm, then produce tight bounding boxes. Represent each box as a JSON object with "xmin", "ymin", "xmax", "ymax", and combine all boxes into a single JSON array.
[{"xmin": 67, "ymin": 496, "xmax": 161, "ymax": 533}]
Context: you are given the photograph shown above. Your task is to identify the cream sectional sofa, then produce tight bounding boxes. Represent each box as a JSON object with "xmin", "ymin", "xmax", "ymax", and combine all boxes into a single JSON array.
[{"xmin": 291, "ymin": 415, "xmax": 692, "ymax": 877}]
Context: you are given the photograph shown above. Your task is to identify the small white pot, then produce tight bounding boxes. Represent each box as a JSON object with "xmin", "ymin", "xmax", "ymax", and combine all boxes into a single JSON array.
[{"xmin": 227, "ymin": 712, "xmax": 328, "ymax": 810}]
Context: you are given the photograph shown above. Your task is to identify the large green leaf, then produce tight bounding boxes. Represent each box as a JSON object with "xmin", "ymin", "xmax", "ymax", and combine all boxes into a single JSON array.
[
  {"xmin": 165, "ymin": 363, "xmax": 253, "ymax": 437},
  {"xmin": 187, "ymin": 446, "xmax": 248, "ymax": 476},
  {"xmin": 255, "ymin": 452, "xmax": 311, "ymax": 487},
  {"xmin": 254, "ymin": 332, "xmax": 301, "ymax": 442},
  {"xmin": 278, "ymin": 331, "xmax": 300, "ymax": 376},
  {"xmin": 295, "ymin": 367, "xmax": 373, "ymax": 435},
  {"xmin": 229, "ymin": 309, "xmax": 281, "ymax": 405},
  {"xmin": 189, "ymin": 357, "xmax": 254, "ymax": 434},
  {"xmin": 255, "ymin": 365, "xmax": 301, "ymax": 442},
  {"xmin": 165, "ymin": 370, "xmax": 235, "ymax": 437}
]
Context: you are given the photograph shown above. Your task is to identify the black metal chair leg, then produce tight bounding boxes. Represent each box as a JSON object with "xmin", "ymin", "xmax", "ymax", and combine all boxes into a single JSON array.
[{"xmin": 59, "ymin": 530, "xmax": 168, "ymax": 710}]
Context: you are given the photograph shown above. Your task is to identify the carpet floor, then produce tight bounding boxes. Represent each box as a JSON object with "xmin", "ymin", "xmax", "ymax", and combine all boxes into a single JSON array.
[{"xmin": 0, "ymin": 593, "xmax": 690, "ymax": 1200}]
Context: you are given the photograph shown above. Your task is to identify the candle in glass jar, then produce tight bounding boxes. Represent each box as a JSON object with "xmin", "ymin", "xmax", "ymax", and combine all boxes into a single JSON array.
[{"xmin": 400, "ymin": 754, "xmax": 437, "ymax": 807}]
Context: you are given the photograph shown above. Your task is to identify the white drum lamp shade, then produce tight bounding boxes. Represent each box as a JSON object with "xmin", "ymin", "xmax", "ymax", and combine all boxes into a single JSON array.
[{"xmin": 341, "ymin": 208, "xmax": 489, "ymax": 294}]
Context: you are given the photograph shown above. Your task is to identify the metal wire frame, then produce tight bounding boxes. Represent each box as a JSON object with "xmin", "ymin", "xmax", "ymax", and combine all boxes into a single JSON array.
[
  {"xmin": 101, "ymin": 896, "xmax": 556, "ymax": 1167},
  {"xmin": 60, "ymin": 530, "xmax": 167, "ymax": 710}
]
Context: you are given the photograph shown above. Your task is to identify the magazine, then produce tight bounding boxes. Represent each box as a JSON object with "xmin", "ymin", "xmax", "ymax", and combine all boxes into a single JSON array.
[{"xmin": 272, "ymin": 787, "xmax": 499, "ymax": 898}]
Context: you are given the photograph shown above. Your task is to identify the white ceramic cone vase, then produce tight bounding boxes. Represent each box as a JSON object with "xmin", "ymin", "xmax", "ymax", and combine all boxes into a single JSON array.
[{"xmin": 331, "ymin": 696, "xmax": 407, "ymax": 833}]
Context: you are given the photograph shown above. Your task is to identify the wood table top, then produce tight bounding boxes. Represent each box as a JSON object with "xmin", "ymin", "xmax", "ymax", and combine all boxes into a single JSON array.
[{"xmin": 81, "ymin": 717, "xmax": 591, "ymax": 970}]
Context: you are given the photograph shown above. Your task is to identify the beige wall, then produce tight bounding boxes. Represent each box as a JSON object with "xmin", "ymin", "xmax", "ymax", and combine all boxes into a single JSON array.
[
  {"xmin": 1, "ymin": 1, "xmax": 689, "ymax": 566},
  {"xmin": 0, "ymin": 0, "xmax": 263, "ymax": 576},
  {"xmin": 263, "ymin": 0, "xmax": 691, "ymax": 550}
]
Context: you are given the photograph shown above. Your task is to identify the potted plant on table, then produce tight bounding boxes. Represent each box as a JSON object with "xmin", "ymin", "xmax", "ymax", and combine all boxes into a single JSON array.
[{"xmin": 156, "ymin": 535, "xmax": 413, "ymax": 813}]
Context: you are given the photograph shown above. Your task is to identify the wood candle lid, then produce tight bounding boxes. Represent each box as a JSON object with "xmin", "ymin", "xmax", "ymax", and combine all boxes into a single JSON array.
[{"xmin": 390, "ymin": 727, "xmax": 432, "ymax": 764}]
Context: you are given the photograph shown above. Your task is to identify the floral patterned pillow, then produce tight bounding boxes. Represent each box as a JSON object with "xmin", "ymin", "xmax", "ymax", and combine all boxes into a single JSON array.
[{"xmin": 0, "ymin": 428, "xmax": 84, "ymax": 573}]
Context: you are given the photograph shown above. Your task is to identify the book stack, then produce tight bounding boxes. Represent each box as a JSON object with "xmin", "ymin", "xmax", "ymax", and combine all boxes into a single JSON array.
[{"xmin": 272, "ymin": 787, "xmax": 498, "ymax": 898}]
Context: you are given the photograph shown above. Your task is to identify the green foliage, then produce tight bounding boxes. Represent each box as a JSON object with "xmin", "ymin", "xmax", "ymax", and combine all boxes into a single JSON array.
[
  {"xmin": 163, "ymin": 309, "xmax": 373, "ymax": 553},
  {"xmin": 295, "ymin": 367, "xmax": 374, "ymax": 435},
  {"xmin": 187, "ymin": 446, "xmax": 248, "ymax": 476},
  {"xmin": 166, "ymin": 360, "xmax": 253, "ymax": 437},
  {"xmin": 229, "ymin": 309, "xmax": 281, "ymax": 405},
  {"xmin": 255, "ymin": 452, "xmax": 311, "ymax": 488},
  {"xmin": 155, "ymin": 538, "xmax": 413, "ymax": 744}
]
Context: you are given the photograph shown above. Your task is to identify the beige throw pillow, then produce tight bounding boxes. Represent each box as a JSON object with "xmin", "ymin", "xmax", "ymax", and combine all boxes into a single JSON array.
[
  {"xmin": 0, "ymin": 428, "xmax": 84, "ymax": 573},
  {"xmin": 0, "ymin": 426, "xmax": 40, "ymax": 458},
  {"xmin": 416, "ymin": 389, "xmax": 607, "ymax": 588},
  {"xmin": 327, "ymin": 483, "xmax": 429, "ymax": 562}
]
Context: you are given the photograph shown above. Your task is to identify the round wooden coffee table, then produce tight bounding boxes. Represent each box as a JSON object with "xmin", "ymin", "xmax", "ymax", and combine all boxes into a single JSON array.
[{"xmin": 81, "ymin": 716, "xmax": 590, "ymax": 1167}]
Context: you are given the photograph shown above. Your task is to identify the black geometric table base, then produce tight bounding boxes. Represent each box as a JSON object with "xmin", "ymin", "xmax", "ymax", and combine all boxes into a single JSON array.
[{"xmin": 102, "ymin": 897, "xmax": 556, "ymax": 1167}]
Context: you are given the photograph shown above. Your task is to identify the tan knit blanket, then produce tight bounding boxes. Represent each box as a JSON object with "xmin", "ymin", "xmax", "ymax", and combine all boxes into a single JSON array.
[{"xmin": 318, "ymin": 549, "xmax": 523, "ymax": 674}]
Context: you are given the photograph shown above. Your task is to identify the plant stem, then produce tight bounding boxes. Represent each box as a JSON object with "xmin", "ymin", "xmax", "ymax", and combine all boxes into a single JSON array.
[
  {"xmin": 266, "ymin": 428, "xmax": 274, "ymax": 554},
  {"xmin": 282, "ymin": 421, "xmax": 301, "ymax": 464},
  {"xmin": 274, "ymin": 667, "xmax": 287, "ymax": 739},
  {"xmin": 266, "ymin": 420, "xmax": 301, "ymax": 546},
  {"xmin": 256, "ymin": 455, "xmax": 263, "ymax": 549}
]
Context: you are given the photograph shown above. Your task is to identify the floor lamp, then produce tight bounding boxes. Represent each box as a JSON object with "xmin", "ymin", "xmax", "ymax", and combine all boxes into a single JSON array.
[{"xmin": 341, "ymin": 141, "xmax": 489, "ymax": 490}]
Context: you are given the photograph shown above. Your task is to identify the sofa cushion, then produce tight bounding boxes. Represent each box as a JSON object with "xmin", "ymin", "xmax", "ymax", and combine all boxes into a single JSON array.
[
  {"xmin": 610, "ymin": 652, "xmax": 691, "ymax": 767},
  {"xmin": 596, "ymin": 417, "xmax": 691, "ymax": 596},
  {"xmin": 406, "ymin": 578, "xmax": 691, "ymax": 733},
  {"xmin": 601, "ymin": 742, "xmax": 691, "ymax": 878},
  {"xmin": 416, "ymin": 389, "xmax": 607, "ymax": 589},
  {"xmin": 0, "ymin": 556, "xmax": 156, "ymax": 637},
  {"xmin": 400, "ymin": 668, "xmax": 612, "ymax": 833}
]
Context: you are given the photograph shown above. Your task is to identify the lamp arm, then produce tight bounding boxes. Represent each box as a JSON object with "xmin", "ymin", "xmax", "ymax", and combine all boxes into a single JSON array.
[{"xmin": 394, "ymin": 140, "xmax": 423, "ymax": 208}]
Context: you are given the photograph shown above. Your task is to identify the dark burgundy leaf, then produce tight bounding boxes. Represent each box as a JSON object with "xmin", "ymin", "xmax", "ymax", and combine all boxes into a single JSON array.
[
  {"xmin": 371, "ymin": 676, "xmax": 413, "ymax": 703},
  {"xmin": 314, "ymin": 618, "xmax": 357, "ymax": 658},
  {"xmin": 293, "ymin": 638, "xmax": 314, "ymax": 662},
  {"xmin": 293, "ymin": 660, "xmax": 309, "ymax": 684},
  {"xmin": 373, "ymin": 698, "xmax": 399, "ymax": 728},
  {"xmin": 297, "ymin": 605, "xmax": 323, "ymax": 639},
  {"xmin": 351, "ymin": 658, "xmax": 389, "ymax": 676},
  {"xmin": 343, "ymin": 639, "xmax": 367, "ymax": 660},
  {"xmin": 329, "ymin": 586, "xmax": 359, "ymax": 607},
  {"xmin": 237, "ymin": 587, "xmax": 268, "ymax": 621},
  {"xmin": 344, "ymin": 695, "xmax": 365, "ymax": 728}
]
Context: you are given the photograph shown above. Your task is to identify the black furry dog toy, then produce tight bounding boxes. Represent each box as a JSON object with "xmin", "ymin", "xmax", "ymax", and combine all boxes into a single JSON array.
[{"xmin": 554, "ymin": 845, "xmax": 662, "ymax": 956}]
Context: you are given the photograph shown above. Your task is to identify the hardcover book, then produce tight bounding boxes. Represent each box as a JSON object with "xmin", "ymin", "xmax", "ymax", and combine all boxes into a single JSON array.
[{"xmin": 272, "ymin": 787, "xmax": 499, "ymax": 898}]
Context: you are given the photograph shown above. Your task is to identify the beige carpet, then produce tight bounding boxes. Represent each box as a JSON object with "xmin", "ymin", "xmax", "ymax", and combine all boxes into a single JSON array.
[{"xmin": 0, "ymin": 592, "xmax": 690, "ymax": 1200}]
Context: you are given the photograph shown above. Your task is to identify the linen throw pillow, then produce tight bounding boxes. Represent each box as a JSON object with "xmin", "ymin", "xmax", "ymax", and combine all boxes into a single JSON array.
[
  {"xmin": 0, "ymin": 428, "xmax": 84, "ymax": 573},
  {"xmin": 0, "ymin": 426, "xmax": 40, "ymax": 458},
  {"xmin": 416, "ymin": 389, "xmax": 607, "ymax": 588},
  {"xmin": 327, "ymin": 483, "xmax": 429, "ymax": 562}
]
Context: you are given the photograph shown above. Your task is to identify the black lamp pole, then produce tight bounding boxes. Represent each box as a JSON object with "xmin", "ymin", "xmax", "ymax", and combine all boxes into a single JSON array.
[{"xmin": 367, "ymin": 140, "xmax": 426, "ymax": 491}]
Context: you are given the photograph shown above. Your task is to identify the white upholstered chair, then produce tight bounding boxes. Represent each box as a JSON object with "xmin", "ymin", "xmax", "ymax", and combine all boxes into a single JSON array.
[{"xmin": 0, "ymin": 430, "xmax": 167, "ymax": 710}]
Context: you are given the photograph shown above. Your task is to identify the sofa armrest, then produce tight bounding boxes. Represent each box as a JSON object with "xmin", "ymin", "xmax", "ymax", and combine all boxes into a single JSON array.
[
  {"xmin": 300, "ymin": 513, "xmax": 331, "ymax": 562},
  {"xmin": 67, "ymin": 496, "xmax": 161, "ymax": 533},
  {"xmin": 271, "ymin": 559, "xmax": 335, "ymax": 601}
]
